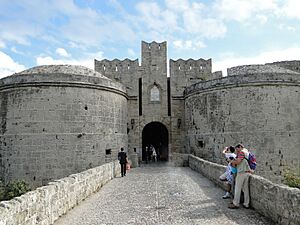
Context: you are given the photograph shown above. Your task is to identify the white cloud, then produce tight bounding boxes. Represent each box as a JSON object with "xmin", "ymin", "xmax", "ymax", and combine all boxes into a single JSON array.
[
  {"xmin": 183, "ymin": 10, "xmax": 227, "ymax": 38},
  {"xmin": 213, "ymin": 47, "xmax": 300, "ymax": 75},
  {"xmin": 195, "ymin": 41, "xmax": 206, "ymax": 48},
  {"xmin": 137, "ymin": 1, "xmax": 225, "ymax": 39},
  {"xmin": 0, "ymin": 1, "xmax": 137, "ymax": 49},
  {"xmin": 173, "ymin": 40, "xmax": 206, "ymax": 50},
  {"xmin": 281, "ymin": 0, "xmax": 300, "ymax": 19},
  {"xmin": 68, "ymin": 41, "xmax": 86, "ymax": 50},
  {"xmin": 213, "ymin": 0, "xmax": 278, "ymax": 22},
  {"xmin": 136, "ymin": 2, "xmax": 177, "ymax": 31},
  {"xmin": 56, "ymin": 48, "xmax": 70, "ymax": 57},
  {"xmin": 256, "ymin": 15, "xmax": 268, "ymax": 24},
  {"xmin": 36, "ymin": 51, "xmax": 104, "ymax": 70},
  {"xmin": 0, "ymin": 51, "xmax": 26, "ymax": 78},
  {"xmin": 165, "ymin": 0, "xmax": 190, "ymax": 12},
  {"xmin": 277, "ymin": 23, "xmax": 297, "ymax": 32},
  {"xmin": 287, "ymin": 26, "xmax": 297, "ymax": 32}
]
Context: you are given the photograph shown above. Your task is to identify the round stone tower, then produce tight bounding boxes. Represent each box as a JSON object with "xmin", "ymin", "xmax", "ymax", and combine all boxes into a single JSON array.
[
  {"xmin": 184, "ymin": 64, "xmax": 300, "ymax": 183},
  {"xmin": 0, "ymin": 65, "xmax": 128, "ymax": 187}
]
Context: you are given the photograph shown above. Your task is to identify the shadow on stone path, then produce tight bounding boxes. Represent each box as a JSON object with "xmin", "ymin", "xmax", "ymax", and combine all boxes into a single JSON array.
[{"xmin": 54, "ymin": 164, "xmax": 275, "ymax": 225}]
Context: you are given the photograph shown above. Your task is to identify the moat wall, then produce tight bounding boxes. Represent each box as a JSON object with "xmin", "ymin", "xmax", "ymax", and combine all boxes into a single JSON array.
[
  {"xmin": 0, "ymin": 65, "xmax": 128, "ymax": 187},
  {"xmin": 185, "ymin": 72, "xmax": 300, "ymax": 183}
]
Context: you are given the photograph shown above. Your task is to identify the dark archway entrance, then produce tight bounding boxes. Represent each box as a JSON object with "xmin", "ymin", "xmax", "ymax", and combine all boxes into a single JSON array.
[{"xmin": 142, "ymin": 122, "xmax": 169, "ymax": 161}]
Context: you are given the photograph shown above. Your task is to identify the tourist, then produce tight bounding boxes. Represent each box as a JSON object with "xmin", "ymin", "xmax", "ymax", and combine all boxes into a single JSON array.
[
  {"xmin": 228, "ymin": 144, "xmax": 251, "ymax": 209},
  {"xmin": 118, "ymin": 147, "xmax": 127, "ymax": 177},
  {"xmin": 219, "ymin": 146, "xmax": 236, "ymax": 199},
  {"xmin": 152, "ymin": 146, "xmax": 157, "ymax": 162},
  {"xmin": 149, "ymin": 144, "xmax": 154, "ymax": 162}
]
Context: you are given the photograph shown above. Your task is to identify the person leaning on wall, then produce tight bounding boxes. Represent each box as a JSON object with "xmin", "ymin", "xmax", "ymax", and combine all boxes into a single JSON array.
[{"xmin": 228, "ymin": 144, "xmax": 251, "ymax": 209}]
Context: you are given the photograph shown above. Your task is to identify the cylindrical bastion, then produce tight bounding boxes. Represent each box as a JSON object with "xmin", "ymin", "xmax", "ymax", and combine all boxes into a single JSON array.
[
  {"xmin": 0, "ymin": 65, "xmax": 128, "ymax": 187},
  {"xmin": 184, "ymin": 65, "xmax": 300, "ymax": 183}
]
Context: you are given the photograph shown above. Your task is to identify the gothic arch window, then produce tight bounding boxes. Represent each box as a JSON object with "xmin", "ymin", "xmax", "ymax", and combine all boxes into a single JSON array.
[{"xmin": 150, "ymin": 85, "xmax": 160, "ymax": 102}]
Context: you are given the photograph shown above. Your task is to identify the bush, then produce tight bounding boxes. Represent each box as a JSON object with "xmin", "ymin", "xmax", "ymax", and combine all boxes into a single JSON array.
[
  {"xmin": 284, "ymin": 169, "xmax": 300, "ymax": 189},
  {"xmin": 0, "ymin": 180, "xmax": 31, "ymax": 201}
]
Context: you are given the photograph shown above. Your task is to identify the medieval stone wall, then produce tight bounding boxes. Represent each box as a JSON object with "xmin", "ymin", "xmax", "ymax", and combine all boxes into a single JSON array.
[
  {"xmin": 267, "ymin": 60, "xmax": 300, "ymax": 73},
  {"xmin": 170, "ymin": 58, "xmax": 221, "ymax": 155},
  {"xmin": 94, "ymin": 58, "xmax": 140, "ymax": 97},
  {"xmin": 94, "ymin": 58, "xmax": 141, "ymax": 153},
  {"xmin": 185, "ymin": 71, "xmax": 300, "ymax": 183},
  {"xmin": 0, "ymin": 65, "xmax": 128, "ymax": 187},
  {"xmin": 170, "ymin": 58, "xmax": 216, "ymax": 97},
  {"xmin": 227, "ymin": 64, "xmax": 299, "ymax": 76}
]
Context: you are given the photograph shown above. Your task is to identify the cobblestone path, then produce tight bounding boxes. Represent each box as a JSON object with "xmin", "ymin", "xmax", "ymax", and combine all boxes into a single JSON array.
[{"xmin": 54, "ymin": 164, "xmax": 274, "ymax": 225}]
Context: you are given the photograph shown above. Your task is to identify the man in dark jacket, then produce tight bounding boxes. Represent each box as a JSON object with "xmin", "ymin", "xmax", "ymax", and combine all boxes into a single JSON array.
[{"xmin": 118, "ymin": 147, "xmax": 127, "ymax": 177}]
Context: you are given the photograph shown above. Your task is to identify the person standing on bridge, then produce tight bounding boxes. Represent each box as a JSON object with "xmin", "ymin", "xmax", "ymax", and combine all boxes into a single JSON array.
[
  {"xmin": 118, "ymin": 147, "xmax": 127, "ymax": 177},
  {"xmin": 228, "ymin": 144, "xmax": 251, "ymax": 209},
  {"xmin": 220, "ymin": 146, "xmax": 236, "ymax": 199}
]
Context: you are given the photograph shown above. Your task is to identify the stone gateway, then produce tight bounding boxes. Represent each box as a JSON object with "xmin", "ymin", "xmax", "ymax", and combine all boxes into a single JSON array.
[{"xmin": 0, "ymin": 41, "xmax": 299, "ymax": 187}]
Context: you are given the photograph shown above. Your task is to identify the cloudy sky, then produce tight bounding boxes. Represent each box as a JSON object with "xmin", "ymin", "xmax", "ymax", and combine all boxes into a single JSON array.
[{"xmin": 1, "ymin": 0, "xmax": 300, "ymax": 78}]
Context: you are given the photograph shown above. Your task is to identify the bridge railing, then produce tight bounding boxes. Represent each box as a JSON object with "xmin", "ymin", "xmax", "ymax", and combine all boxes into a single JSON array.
[
  {"xmin": 0, "ymin": 161, "xmax": 120, "ymax": 225},
  {"xmin": 189, "ymin": 154, "xmax": 300, "ymax": 225}
]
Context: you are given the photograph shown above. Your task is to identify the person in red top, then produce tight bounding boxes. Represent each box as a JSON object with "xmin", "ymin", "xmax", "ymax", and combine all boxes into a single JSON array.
[{"xmin": 228, "ymin": 144, "xmax": 251, "ymax": 209}]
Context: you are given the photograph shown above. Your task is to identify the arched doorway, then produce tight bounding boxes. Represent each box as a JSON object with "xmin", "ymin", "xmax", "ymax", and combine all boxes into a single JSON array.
[{"xmin": 142, "ymin": 122, "xmax": 169, "ymax": 161}]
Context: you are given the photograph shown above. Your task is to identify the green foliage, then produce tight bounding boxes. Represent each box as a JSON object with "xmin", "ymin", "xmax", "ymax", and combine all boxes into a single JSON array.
[
  {"xmin": 0, "ymin": 180, "xmax": 31, "ymax": 201},
  {"xmin": 284, "ymin": 169, "xmax": 300, "ymax": 189}
]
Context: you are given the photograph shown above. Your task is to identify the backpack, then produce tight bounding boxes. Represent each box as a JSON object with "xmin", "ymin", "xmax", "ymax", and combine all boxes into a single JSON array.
[{"xmin": 246, "ymin": 151, "xmax": 257, "ymax": 170}]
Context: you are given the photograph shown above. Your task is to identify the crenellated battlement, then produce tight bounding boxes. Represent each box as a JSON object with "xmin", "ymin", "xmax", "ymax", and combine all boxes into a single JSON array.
[
  {"xmin": 170, "ymin": 58, "xmax": 222, "ymax": 96},
  {"xmin": 170, "ymin": 58, "xmax": 212, "ymax": 76},
  {"xmin": 141, "ymin": 41, "xmax": 167, "ymax": 53},
  {"xmin": 94, "ymin": 58, "xmax": 139, "ymax": 81},
  {"xmin": 141, "ymin": 41, "xmax": 167, "ymax": 75},
  {"xmin": 266, "ymin": 60, "xmax": 300, "ymax": 73}
]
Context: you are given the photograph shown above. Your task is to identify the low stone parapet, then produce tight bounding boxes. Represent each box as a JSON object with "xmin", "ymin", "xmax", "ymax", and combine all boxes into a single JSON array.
[
  {"xmin": 172, "ymin": 153, "xmax": 190, "ymax": 167},
  {"xmin": 189, "ymin": 154, "xmax": 300, "ymax": 225},
  {"xmin": 0, "ymin": 161, "xmax": 120, "ymax": 225}
]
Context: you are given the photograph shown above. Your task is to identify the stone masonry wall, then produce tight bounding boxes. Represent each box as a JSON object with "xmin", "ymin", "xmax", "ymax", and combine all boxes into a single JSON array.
[
  {"xmin": 185, "ymin": 72, "xmax": 300, "ymax": 183},
  {"xmin": 94, "ymin": 58, "xmax": 140, "ymax": 97},
  {"xmin": 170, "ymin": 58, "xmax": 213, "ymax": 97},
  {"xmin": 0, "ymin": 65, "xmax": 128, "ymax": 187},
  {"xmin": 227, "ymin": 64, "xmax": 299, "ymax": 76},
  {"xmin": 0, "ymin": 161, "xmax": 120, "ymax": 225},
  {"xmin": 170, "ymin": 58, "xmax": 221, "ymax": 155},
  {"xmin": 189, "ymin": 155, "xmax": 300, "ymax": 225},
  {"xmin": 95, "ymin": 58, "xmax": 141, "ymax": 154},
  {"xmin": 267, "ymin": 60, "xmax": 300, "ymax": 73}
]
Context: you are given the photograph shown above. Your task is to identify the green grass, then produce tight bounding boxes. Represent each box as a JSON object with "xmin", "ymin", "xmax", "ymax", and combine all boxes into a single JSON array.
[
  {"xmin": 284, "ymin": 169, "xmax": 300, "ymax": 189},
  {"xmin": 0, "ymin": 180, "xmax": 31, "ymax": 201}
]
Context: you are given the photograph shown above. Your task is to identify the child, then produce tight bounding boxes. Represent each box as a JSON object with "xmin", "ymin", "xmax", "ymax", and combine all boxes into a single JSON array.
[{"xmin": 219, "ymin": 146, "xmax": 236, "ymax": 199}]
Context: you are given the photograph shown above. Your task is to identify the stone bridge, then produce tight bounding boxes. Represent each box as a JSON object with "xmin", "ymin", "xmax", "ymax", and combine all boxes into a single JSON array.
[
  {"xmin": 0, "ymin": 156, "xmax": 299, "ymax": 225},
  {"xmin": 54, "ymin": 164, "xmax": 272, "ymax": 225}
]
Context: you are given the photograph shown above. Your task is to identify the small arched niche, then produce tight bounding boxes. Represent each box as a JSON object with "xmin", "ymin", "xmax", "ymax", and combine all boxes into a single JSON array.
[{"xmin": 150, "ymin": 85, "xmax": 160, "ymax": 102}]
